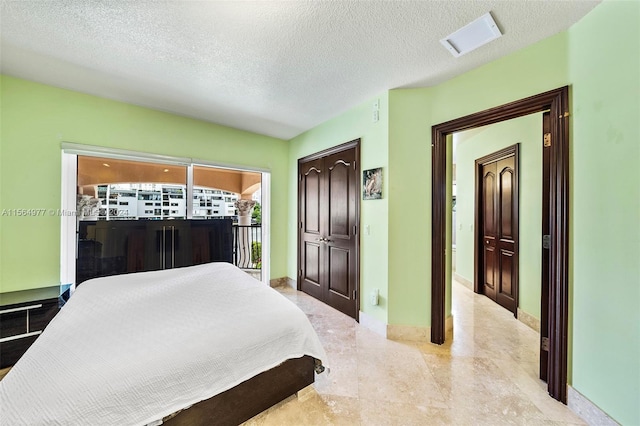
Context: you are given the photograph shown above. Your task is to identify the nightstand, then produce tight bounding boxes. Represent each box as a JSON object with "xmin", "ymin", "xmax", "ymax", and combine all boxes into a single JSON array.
[{"xmin": 0, "ymin": 287, "xmax": 60, "ymax": 368}]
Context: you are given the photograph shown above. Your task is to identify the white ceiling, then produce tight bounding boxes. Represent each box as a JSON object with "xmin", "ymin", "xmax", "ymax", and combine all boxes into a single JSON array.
[{"xmin": 0, "ymin": 1, "xmax": 599, "ymax": 140}]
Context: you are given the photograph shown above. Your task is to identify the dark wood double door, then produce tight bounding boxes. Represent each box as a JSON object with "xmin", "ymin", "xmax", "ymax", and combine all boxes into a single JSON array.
[
  {"xmin": 476, "ymin": 145, "xmax": 519, "ymax": 315},
  {"xmin": 298, "ymin": 140, "xmax": 360, "ymax": 319}
]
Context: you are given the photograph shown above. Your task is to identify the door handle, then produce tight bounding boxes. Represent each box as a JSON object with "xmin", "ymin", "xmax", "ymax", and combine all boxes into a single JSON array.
[
  {"xmin": 162, "ymin": 226, "xmax": 166, "ymax": 269},
  {"xmin": 171, "ymin": 226, "xmax": 175, "ymax": 268}
]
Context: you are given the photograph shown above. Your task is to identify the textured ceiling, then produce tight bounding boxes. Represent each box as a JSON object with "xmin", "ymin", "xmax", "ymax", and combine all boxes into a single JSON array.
[{"xmin": 0, "ymin": 0, "xmax": 600, "ymax": 140}]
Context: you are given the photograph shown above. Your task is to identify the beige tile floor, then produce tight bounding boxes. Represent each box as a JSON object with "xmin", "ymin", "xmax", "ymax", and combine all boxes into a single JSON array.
[{"xmin": 245, "ymin": 279, "xmax": 586, "ymax": 425}]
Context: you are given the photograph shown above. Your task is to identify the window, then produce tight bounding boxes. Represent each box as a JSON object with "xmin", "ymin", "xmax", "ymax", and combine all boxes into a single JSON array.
[{"xmin": 61, "ymin": 143, "xmax": 271, "ymax": 287}]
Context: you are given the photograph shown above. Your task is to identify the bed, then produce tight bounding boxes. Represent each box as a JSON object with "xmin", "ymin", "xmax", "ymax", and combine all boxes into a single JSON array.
[{"xmin": 0, "ymin": 262, "xmax": 327, "ymax": 425}]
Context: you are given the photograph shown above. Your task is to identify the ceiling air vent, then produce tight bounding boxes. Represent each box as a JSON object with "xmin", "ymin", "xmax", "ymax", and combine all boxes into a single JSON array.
[{"xmin": 440, "ymin": 12, "xmax": 502, "ymax": 58}]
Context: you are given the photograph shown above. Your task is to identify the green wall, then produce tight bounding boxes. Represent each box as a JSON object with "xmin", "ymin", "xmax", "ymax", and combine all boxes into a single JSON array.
[
  {"xmin": 0, "ymin": 75, "xmax": 289, "ymax": 293},
  {"xmin": 567, "ymin": 1, "xmax": 639, "ymax": 424},
  {"xmin": 287, "ymin": 93, "xmax": 390, "ymax": 324},
  {"xmin": 454, "ymin": 113, "xmax": 543, "ymax": 320},
  {"xmin": 387, "ymin": 87, "xmax": 433, "ymax": 326},
  {"xmin": 295, "ymin": 1, "xmax": 638, "ymax": 422},
  {"xmin": 385, "ymin": 30, "xmax": 569, "ymax": 328}
]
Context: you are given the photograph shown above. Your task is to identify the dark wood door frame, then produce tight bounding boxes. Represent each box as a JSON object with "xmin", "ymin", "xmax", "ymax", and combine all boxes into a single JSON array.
[
  {"xmin": 297, "ymin": 139, "xmax": 361, "ymax": 321},
  {"xmin": 431, "ymin": 87, "xmax": 569, "ymax": 403},
  {"xmin": 540, "ymin": 111, "xmax": 552, "ymax": 382},
  {"xmin": 474, "ymin": 144, "xmax": 520, "ymax": 316}
]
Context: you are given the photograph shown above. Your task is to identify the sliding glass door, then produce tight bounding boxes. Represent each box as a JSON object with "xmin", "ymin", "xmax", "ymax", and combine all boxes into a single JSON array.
[{"xmin": 62, "ymin": 148, "xmax": 267, "ymax": 287}]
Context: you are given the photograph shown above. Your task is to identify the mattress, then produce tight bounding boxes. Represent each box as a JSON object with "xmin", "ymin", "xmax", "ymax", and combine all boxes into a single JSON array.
[{"xmin": 0, "ymin": 263, "xmax": 327, "ymax": 425}]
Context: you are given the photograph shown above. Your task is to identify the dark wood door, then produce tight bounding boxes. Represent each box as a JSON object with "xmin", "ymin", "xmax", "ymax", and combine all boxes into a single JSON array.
[
  {"xmin": 481, "ymin": 161, "xmax": 499, "ymax": 301},
  {"xmin": 477, "ymin": 145, "xmax": 519, "ymax": 315},
  {"xmin": 299, "ymin": 157, "xmax": 325, "ymax": 302},
  {"xmin": 298, "ymin": 141, "xmax": 359, "ymax": 319}
]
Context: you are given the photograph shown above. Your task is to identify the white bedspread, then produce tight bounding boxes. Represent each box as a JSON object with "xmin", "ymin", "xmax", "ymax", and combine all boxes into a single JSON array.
[{"xmin": 0, "ymin": 263, "xmax": 327, "ymax": 425}]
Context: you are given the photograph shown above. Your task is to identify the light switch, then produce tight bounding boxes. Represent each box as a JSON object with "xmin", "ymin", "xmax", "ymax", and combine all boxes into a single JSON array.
[
  {"xmin": 372, "ymin": 99, "xmax": 380, "ymax": 123},
  {"xmin": 370, "ymin": 289, "xmax": 379, "ymax": 306}
]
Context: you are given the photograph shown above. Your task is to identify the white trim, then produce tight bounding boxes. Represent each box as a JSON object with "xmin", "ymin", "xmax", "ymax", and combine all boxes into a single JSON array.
[
  {"xmin": 193, "ymin": 159, "xmax": 270, "ymax": 174},
  {"xmin": 186, "ymin": 164, "xmax": 194, "ymax": 219},
  {"xmin": 60, "ymin": 153, "xmax": 77, "ymax": 288},
  {"xmin": 61, "ymin": 141, "xmax": 272, "ymax": 173},
  {"xmin": 359, "ymin": 311, "xmax": 387, "ymax": 338},
  {"xmin": 260, "ymin": 172, "xmax": 271, "ymax": 285},
  {"xmin": 61, "ymin": 142, "xmax": 191, "ymax": 165},
  {"xmin": 568, "ymin": 386, "xmax": 619, "ymax": 426}
]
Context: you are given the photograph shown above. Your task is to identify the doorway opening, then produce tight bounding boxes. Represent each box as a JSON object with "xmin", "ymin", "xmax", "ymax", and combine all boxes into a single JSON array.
[
  {"xmin": 450, "ymin": 112, "xmax": 548, "ymax": 397},
  {"xmin": 432, "ymin": 87, "xmax": 569, "ymax": 403}
]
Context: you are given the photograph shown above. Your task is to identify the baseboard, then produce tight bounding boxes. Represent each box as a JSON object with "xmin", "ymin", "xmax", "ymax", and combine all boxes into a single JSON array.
[
  {"xmin": 269, "ymin": 277, "xmax": 296, "ymax": 289},
  {"xmin": 568, "ymin": 386, "xmax": 619, "ymax": 426},
  {"xmin": 359, "ymin": 311, "xmax": 387, "ymax": 338},
  {"xmin": 360, "ymin": 314, "xmax": 453, "ymax": 343},
  {"xmin": 453, "ymin": 273, "xmax": 473, "ymax": 290},
  {"xmin": 269, "ymin": 277, "xmax": 286, "ymax": 288},
  {"xmin": 517, "ymin": 308, "xmax": 541, "ymax": 332},
  {"xmin": 296, "ymin": 384, "xmax": 316, "ymax": 402},
  {"xmin": 387, "ymin": 324, "xmax": 430, "ymax": 342}
]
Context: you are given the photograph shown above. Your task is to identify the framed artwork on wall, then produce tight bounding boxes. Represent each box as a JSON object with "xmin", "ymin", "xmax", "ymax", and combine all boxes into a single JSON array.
[{"xmin": 362, "ymin": 167, "xmax": 382, "ymax": 200}]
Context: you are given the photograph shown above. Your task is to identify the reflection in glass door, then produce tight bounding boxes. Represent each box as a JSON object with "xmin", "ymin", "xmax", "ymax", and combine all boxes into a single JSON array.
[{"xmin": 77, "ymin": 156, "xmax": 188, "ymax": 220}]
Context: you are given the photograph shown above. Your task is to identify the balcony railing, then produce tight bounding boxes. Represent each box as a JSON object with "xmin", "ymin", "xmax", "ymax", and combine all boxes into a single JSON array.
[{"xmin": 232, "ymin": 224, "xmax": 261, "ymax": 271}]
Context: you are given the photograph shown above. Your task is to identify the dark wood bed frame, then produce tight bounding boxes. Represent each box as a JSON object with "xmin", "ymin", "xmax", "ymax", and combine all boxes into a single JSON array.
[{"xmin": 163, "ymin": 355, "xmax": 315, "ymax": 426}]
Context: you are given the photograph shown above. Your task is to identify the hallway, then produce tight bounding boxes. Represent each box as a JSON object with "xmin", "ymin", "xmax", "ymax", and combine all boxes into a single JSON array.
[{"xmin": 245, "ymin": 279, "xmax": 585, "ymax": 425}]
